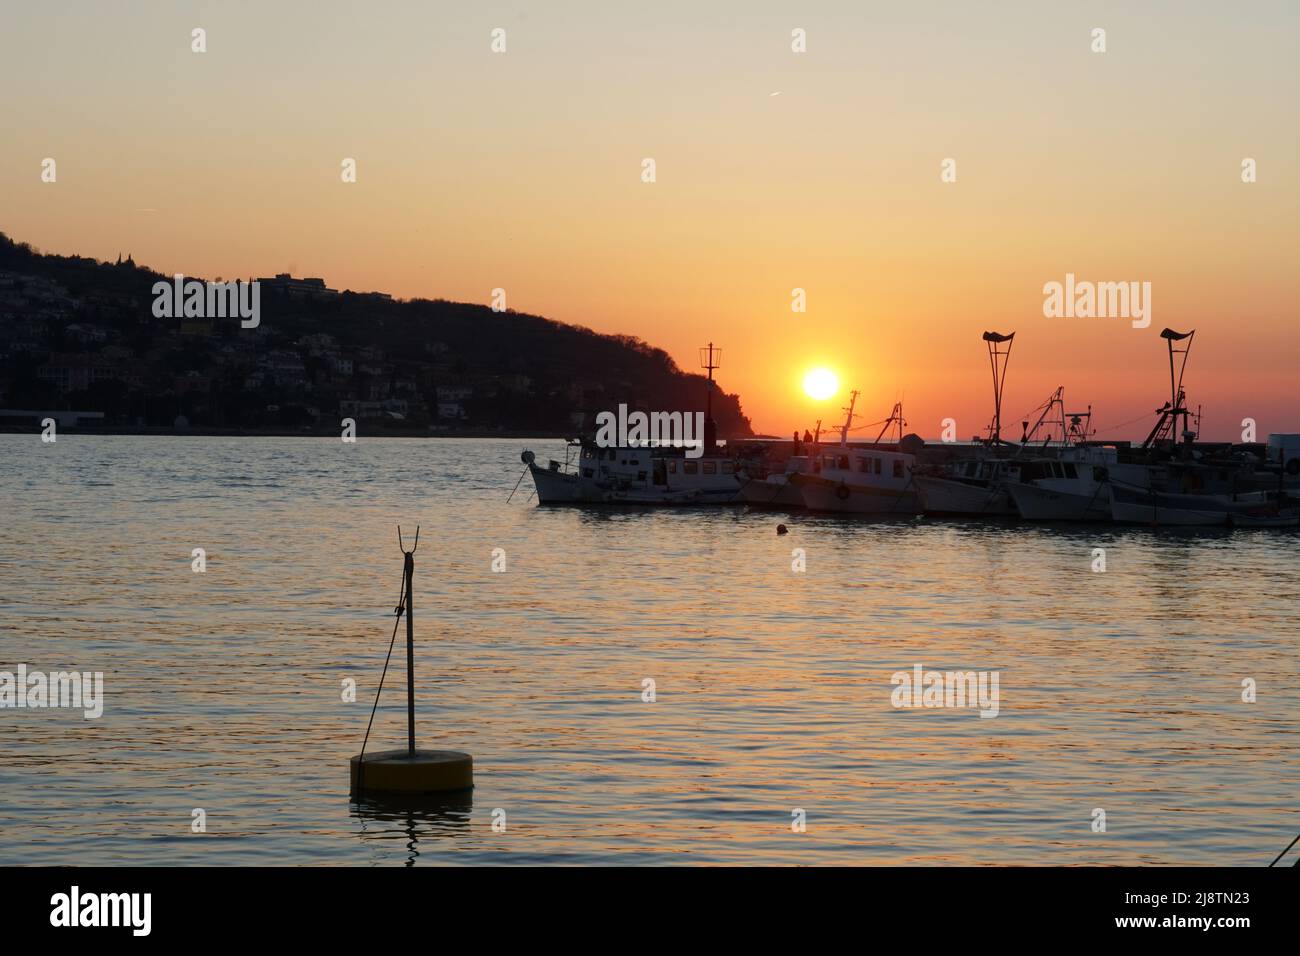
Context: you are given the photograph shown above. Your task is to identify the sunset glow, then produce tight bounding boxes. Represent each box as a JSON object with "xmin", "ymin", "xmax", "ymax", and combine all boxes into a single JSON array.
[
  {"xmin": 7, "ymin": 0, "xmax": 1300, "ymax": 891},
  {"xmin": 2, "ymin": 2, "xmax": 1297, "ymax": 439}
]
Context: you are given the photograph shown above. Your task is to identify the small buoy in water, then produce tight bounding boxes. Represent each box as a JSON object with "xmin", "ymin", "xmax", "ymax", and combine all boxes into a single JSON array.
[
  {"xmin": 350, "ymin": 526, "xmax": 474, "ymax": 800},
  {"xmin": 776, "ymin": 523, "xmax": 788, "ymax": 535}
]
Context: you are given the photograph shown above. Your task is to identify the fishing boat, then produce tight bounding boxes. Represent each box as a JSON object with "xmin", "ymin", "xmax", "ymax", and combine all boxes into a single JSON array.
[
  {"xmin": 791, "ymin": 397, "xmax": 921, "ymax": 514},
  {"xmin": 794, "ymin": 455, "xmax": 919, "ymax": 514},
  {"xmin": 1103, "ymin": 328, "xmax": 1291, "ymax": 526},
  {"xmin": 521, "ymin": 342, "xmax": 748, "ymax": 505},
  {"xmin": 523, "ymin": 442, "xmax": 744, "ymax": 505},
  {"xmin": 1005, "ymin": 452, "xmax": 1113, "ymax": 520},
  {"xmin": 1001, "ymin": 397, "xmax": 1133, "ymax": 521}
]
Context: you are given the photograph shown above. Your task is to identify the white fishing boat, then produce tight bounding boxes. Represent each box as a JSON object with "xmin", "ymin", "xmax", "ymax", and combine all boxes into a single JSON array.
[
  {"xmin": 521, "ymin": 342, "xmax": 752, "ymax": 505},
  {"xmin": 523, "ymin": 443, "xmax": 744, "ymax": 505},
  {"xmin": 1004, "ymin": 463, "xmax": 1106, "ymax": 520},
  {"xmin": 1002, "ymin": 400, "xmax": 1130, "ymax": 521},
  {"xmin": 790, "ymin": 398, "xmax": 920, "ymax": 514},
  {"xmin": 795, "ymin": 464, "xmax": 919, "ymax": 514}
]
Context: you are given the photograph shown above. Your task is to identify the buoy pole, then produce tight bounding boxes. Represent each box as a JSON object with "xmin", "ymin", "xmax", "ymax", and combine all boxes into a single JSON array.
[
  {"xmin": 350, "ymin": 524, "xmax": 474, "ymax": 799},
  {"xmin": 404, "ymin": 550, "xmax": 415, "ymax": 757}
]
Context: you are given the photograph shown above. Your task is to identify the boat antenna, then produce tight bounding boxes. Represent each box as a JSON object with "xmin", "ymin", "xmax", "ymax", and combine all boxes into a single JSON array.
[
  {"xmin": 982, "ymin": 331, "xmax": 1015, "ymax": 445},
  {"xmin": 1065, "ymin": 405, "xmax": 1094, "ymax": 445}
]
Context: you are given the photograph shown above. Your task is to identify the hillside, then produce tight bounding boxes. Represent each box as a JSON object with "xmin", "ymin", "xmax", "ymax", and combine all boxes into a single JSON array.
[{"xmin": 0, "ymin": 232, "xmax": 754, "ymax": 437}]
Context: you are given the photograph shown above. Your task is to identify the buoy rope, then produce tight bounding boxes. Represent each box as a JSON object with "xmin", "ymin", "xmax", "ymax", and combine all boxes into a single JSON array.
[{"xmin": 355, "ymin": 566, "xmax": 410, "ymax": 789}]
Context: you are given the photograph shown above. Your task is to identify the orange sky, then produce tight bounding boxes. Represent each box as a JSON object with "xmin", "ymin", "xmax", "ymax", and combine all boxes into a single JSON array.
[{"xmin": 3, "ymin": 1, "xmax": 1297, "ymax": 439}]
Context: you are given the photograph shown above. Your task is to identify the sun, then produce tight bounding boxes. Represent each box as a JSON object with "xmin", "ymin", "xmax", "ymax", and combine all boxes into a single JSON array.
[{"xmin": 802, "ymin": 367, "xmax": 839, "ymax": 401}]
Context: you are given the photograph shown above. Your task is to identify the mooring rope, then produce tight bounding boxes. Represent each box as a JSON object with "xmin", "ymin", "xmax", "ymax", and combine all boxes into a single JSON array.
[
  {"xmin": 761, "ymin": 468, "xmax": 797, "ymax": 504},
  {"xmin": 885, "ymin": 470, "xmax": 917, "ymax": 515},
  {"xmin": 1269, "ymin": 830, "xmax": 1300, "ymax": 866},
  {"xmin": 506, "ymin": 464, "xmax": 530, "ymax": 503},
  {"xmin": 1078, "ymin": 470, "xmax": 1109, "ymax": 519},
  {"xmin": 979, "ymin": 479, "xmax": 1005, "ymax": 514}
]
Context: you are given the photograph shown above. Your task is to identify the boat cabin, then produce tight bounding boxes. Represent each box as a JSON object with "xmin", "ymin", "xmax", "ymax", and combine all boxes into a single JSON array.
[{"xmin": 576, "ymin": 443, "xmax": 741, "ymax": 497}]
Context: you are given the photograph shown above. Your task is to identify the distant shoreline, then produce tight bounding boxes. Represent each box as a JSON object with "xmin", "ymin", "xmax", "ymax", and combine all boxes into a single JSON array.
[{"xmin": 0, "ymin": 426, "xmax": 572, "ymax": 439}]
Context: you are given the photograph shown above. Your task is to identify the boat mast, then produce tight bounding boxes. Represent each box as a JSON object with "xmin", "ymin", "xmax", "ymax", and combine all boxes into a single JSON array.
[
  {"xmin": 1141, "ymin": 328, "xmax": 1195, "ymax": 450},
  {"xmin": 699, "ymin": 342, "xmax": 721, "ymax": 453},
  {"xmin": 839, "ymin": 389, "xmax": 859, "ymax": 447},
  {"xmin": 982, "ymin": 331, "xmax": 1015, "ymax": 445},
  {"xmin": 1020, "ymin": 386, "xmax": 1065, "ymax": 447},
  {"xmin": 872, "ymin": 401, "xmax": 906, "ymax": 446}
]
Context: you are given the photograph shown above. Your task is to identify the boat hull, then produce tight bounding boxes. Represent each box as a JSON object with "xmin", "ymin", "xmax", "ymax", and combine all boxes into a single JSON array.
[
  {"xmin": 1005, "ymin": 481, "xmax": 1110, "ymax": 521},
  {"xmin": 1230, "ymin": 512, "xmax": 1300, "ymax": 528},
  {"xmin": 527, "ymin": 461, "xmax": 740, "ymax": 505},
  {"xmin": 1108, "ymin": 483, "xmax": 1248, "ymax": 527},
  {"xmin": 913, "ymin": 475, "xmax": 1017, "ymax": 516},
  {"xmin": 794, "ymin": 475, "xmax": 919, "ymax": 514},
  {"xmin": 738, "ymin": 477, "xmax": 805, "ymax": 508},
  {"xmin": 528, "ymin": 461, "xmax": 589, "ymax": 504}
]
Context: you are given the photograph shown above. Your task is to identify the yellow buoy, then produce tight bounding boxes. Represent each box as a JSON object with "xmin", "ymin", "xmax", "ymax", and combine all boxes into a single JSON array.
[{"xmin": 350, "ymin": 749, "xmax": 473, "ymax": 795}]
